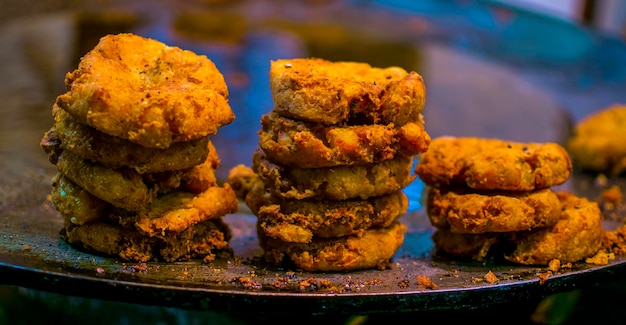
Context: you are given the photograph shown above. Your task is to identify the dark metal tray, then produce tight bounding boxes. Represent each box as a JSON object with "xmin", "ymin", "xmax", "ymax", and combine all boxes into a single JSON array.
[{"xmin": 1, "ymin": 0, "xmax": 626, "ymax": 315}]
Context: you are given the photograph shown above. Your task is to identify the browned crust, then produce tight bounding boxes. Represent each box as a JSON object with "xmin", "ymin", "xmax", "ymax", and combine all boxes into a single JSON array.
[
  {"xmin": 415, "ymin": 137, "xmax": 572, "ymax": 191},
  {"xmin": 63, "ymin": 218, "xmax": 232, "ymax": 262},
  {"xmin": 259, "ymin": 222, "xmax": 407, "ymax": 272},
  {"xmin": 504, "ymin": 191, "xmax": 604, "ymax": 265},
  {"xmin": 426, "ymin": 187, "xmax": 562, "ymax": 234},
  {"xmin": 51, "ymin": 171, "xmax": 237, "ymax": 238},
  {"xmin": 253, "ymin": 149, "xmax": 415, "ymax": 200},
  {"xmin": 52, "ymin": 105, "xmax": 212, "ymax": 174},
  {"xmin": 431, "ymin": 191, "xmax": 605, "ymax": 265},
  {"xmin": 43, "ymin": 134, "xmax": 220, "ymax": 211},
  {"xmin": 431, "ymin": 229, "xmax": 499, "ymax": 262},
  {"xmin": 56, "ymin": 33, "xmax": 235, "ymax": 148},
  {"xmin": 112, "ymin": 183, "xmax": 238, "ymax": 237},
  {"xmin": 270, "ymin": 58, "xmax": 426, "ymax": 125},
  {"xmin": 258, "ymin": 111, "xmax": 430, "ymax": 168},
  {"xmin": 245, "ymin": 182, "xmax": 408, "ymax": 242}
]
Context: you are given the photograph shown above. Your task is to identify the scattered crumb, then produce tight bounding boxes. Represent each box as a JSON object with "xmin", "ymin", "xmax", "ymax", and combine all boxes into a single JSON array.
[
  {"xmin": 319, "ymin": 279, "xmax": 333, "ymax": 288},
  {"xmin": 604, "ymin": 226, "xmax": 626, "ymax": 255},
  {"xmin": 585, "ymin": 251, "xmax": 615, "ymax": 265},
  {"xmin": 298, "ymin": 277, "xmax": 318, "ymax": 291},
  {"xmin": 416, "ymin": 275, "xmax": 437, "ymax": 289},
  {"xmin": 232, "ymin": 277, "xmax": 262, "ymax": 289},
  {"xmin": 547, "ymin": 259, "xmax": 560, "ymax": 272},
  {"xmin": 595, "ymin": 174, "xmax": 608, "ymax": 187},
  {"xmin": 203, "ymin": 254, "xmax": 216, "ymax": 263},
  {"xmin": 484, "ymin": 271, "xmax": 498, "ymax": 284},
  {"xmin": 601, "ymin": 185, "xmax": 623, "ymax": 210},
  {"xmin": 398, "ymin": 279, "xmax": 410, "ymax": 288},
  {"xmin": 536, "ymin": 271, "xmax": 551, "ymax": 285}
]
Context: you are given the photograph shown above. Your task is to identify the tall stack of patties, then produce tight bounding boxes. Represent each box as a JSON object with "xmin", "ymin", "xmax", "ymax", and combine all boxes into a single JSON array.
[
  {"xmin": 40, "ymin": 33, "xmax": 238, "ymax": 263},
  {"xmin": 234, "ymin": 58, "xmax": 429, "ymax": 271},
  {"xmin": 415, "ymin": 137, "xmax": 605, "ymax": 265}
]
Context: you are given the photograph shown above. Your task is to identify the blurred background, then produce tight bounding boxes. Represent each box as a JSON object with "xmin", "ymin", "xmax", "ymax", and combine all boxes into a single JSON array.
[{"xmin": 1, "ymin": 0, "xmax": 626, "ymax": 324}]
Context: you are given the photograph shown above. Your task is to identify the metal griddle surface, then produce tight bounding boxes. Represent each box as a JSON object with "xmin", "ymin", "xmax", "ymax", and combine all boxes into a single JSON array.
[{"xmin": 1, "ymin": 0, "xmax": 626, "ymax": 315}]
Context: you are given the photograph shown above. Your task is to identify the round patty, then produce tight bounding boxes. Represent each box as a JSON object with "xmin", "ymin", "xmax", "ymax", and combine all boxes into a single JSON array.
[
  {"xmin": 253, "ymin": 149, "xmax": 415, "ymax": 201},
  {"xmin": 259, "ymin": 221, "xmax": 407, "ymax": 272},
  {"xmin": 258, "ymin": 111, "xmax": 429, "ymax": 168},
  {"xmin": 415, "ymin": 136, "xmax": 572, "ymax": 191},
  {"xmin": 56, "ymin": 33, "xmax": 235, "ymax": 148},
  {"xmin": 270, "ymin": 58, "xmax": 426, "ymax": 126}
]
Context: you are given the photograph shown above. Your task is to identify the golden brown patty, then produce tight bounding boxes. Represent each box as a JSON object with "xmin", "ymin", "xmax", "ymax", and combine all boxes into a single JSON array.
[
  {"xmin": 258, "ymin": 111, "xmax": 430, "ymax": 168},
  {"xmin": 259, "ymin": 221, "xmax": 407, "ymax": 271},
  {"xmin": 431, "ymin": 229, "xmax": 499, "ymax": 262},
  {"xmin": 63, "ymin": 217, "xmax": 231, "ymax": 262},
  {"xmin": 111, "ymin": 183, "xmax": 238, "ymax": 237},
  {"xmin": 51, "ymin": 168, "xmax": 237, "ymax": 238},
  {"xmin": 270, "ymin": 58, "xmax": 426, "ymax": 125},
  {"xmin": 566, "ymin": 105, "xmax": 626, "ymax": 175},
  {"xmin": 54, "ymin": 149, "xmax": 157, "ymax": 212},
  {"xmin": 504, "ymin": 191, "xmax": 604, "ymax": 265},
  {"xmin": 43, "ymin": 136, "xmax": 220, "ymax": 211},
  {"xmin": 253, "ymin": 149, "xmax": 415, "ymax": 200},
  {"xmin": 245, "ymin": 181, "xmax": 408, "ymax": 242},
  {"xmin": 56, "ymin": 33, "xmax": 235, "ymax": 148},
  {"xmin": 431, "ymin": 191, "xmax": 605, "ymax": 265},
  {"xmin": 426, "ymin": 187, "xmax": 562, "ymax": 234},
  {"xmin": 52, "ymin": 105, "xmax": 212, "ymax": 173},
  {"xmin": 415, "ymin": 136, "xmax": 572, "ymax": 191}
]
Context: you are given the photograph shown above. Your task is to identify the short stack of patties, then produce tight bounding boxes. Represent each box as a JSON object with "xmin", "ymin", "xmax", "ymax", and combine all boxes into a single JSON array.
[
  {"xmin": 415, "ymin": 136, "xmax": 605, "ymax": 265},
  {"xmin": 246, "ymin": 58, "xmax": 430, "ymax": 271},
  {"xmin": 39, "ymin": 33, "xmax": 238, "ymax": 263}
]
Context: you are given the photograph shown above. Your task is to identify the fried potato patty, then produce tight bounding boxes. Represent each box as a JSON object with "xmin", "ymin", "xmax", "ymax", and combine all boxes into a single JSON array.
[
  {"xmin": 253, "ymin": 149, "xmax": 415, "ymax": 200},
  {"xmin": 63, "ymin": 218, "xmax": 231, "ymax": 262},
  {"xmin": 259, "ymin": 221, "xmax": 406, "ymax": 271},
  {"xmin": 112, "ymin": 183, "xmax": 238, "ymax": 237},
  {"xmin": 431, "ymin": 229, "xmax": 499, "ymax": 262},
  {"xmin": 426, "ymin": 187, "xmax": 562, "ymax": 234},
  {"xmin": 52, "ymin": 105, "xmax": 212, "ymax": 173},
  {"xmin": 432, "ymin": 191, "xmax": 604, "ymax": 265},
  {"xmin": 48, "ymin": 144, "xmax": 220, "ymax": 211},
  {"xmin": 415, "ymin": 137, "xmax": 572, "ymax": 191},
  {"xmin": 50, "ymin": 171, "xmax": 237, "ymax": 238},
  {"xmin": 54, "ymin": 150, "xmax": 156, "ymax": 211},
  {"xmin": 566, "ymin": 104, "xmax": 626, "ymax": 176},
  {"xmin": 259, "ymin": 111, "xmax": 429, "ymax": 168},
  {"xmin": 56, "ymin": 33, "xmax": 235, "ymax": 148},
  {"xmin": 504, "ymin": 191, "xmax": 604, "ymax": 265},
  {"xmin": 270, "ymin": 58, "xmax": 426, "ymax": 125},
  {"xmin": 245, "ymin": 182, "xmax": 408, "ymax": 242}
]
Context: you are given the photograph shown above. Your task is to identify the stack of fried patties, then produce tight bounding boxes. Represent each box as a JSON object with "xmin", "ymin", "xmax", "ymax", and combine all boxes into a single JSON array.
[
  {"xmin": 39, "ymin": 33, "xmax": 238, "ymax": 263},
  {"xmin": 238, "ymin": 58, "xmax": 430, "ymax": 271},
  {"xmin": 415, "ymin": 136, "xmax": 605, "ymax": 265}
]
